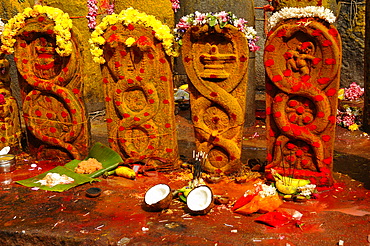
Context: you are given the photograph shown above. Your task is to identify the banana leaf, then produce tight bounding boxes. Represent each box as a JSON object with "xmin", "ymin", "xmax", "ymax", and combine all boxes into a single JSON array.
[
  {"xmin": 17, "ymin": 142, "xmax": 124, "ymax": 192},
  {"xmin": 16, "ymin": 166, "xmax": 96, "ymax": 192},
  {"xmin": 64, "ymin": 142, "xmax": 123, "ymax": 178}
]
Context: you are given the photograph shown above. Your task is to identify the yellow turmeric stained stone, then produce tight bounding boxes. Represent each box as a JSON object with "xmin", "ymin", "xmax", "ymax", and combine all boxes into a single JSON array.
[
  {"xmin": 264, "ymin": 16, "xmax": 342, "ymax": 186},
  {"xmin": 181, "ymin": 24, "xmax": 250, "ymax": 175},
  {"xmin": 13, "ymin": 12, "xmax": 90, "ymax": 160},
  {"xmin": 99, "ymin": 12, "xmax": 179, "ymax": 170},
  {"xmin": 0, "ymin": 57, "xmax": 22, "ymax": 152}
]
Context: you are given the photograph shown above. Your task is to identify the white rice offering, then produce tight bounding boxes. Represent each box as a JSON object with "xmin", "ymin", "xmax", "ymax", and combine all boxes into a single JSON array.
[{"xmin": 35, "ymin": 173, "xmax": 74, "ymax": 187}]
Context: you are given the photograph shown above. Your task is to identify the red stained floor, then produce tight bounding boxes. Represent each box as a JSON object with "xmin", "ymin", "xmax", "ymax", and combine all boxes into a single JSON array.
[{"xmin": 0, "ymin": 112, "xmax": 369, "ymax": 246}]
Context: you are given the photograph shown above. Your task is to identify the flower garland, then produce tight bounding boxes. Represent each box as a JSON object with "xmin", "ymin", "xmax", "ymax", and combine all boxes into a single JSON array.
[
  {"xmin": 175, "ymin": 11, "xmax": 260, "ymax": 52},
  {"xmin": 268, "ymin": 6, "xmax": 336, "ymax": 30},
  {"xmin": 87, "ymin": 0, "xmax": 99, "ymax": 30},
  {"xmin": 0, "ymin": 5, "xmax": 73, "ymax": 56},
  {"xmin": 170, "ymin": 0, "xmax": 180, "ymax": 12},
  {"xmin": 86, "ymin": 0, "xmax": 115, "ymax": 30},
  {"xmin": 89, "ymin": 7, "xmax": 178, "ymax": 64},
  {"xmin": 336, "ymin": 82, "xmax": 364, "ymax": 131},
  {"xmin": 0, "ymin": 18, "xmax": 4, "ymax": 36}
]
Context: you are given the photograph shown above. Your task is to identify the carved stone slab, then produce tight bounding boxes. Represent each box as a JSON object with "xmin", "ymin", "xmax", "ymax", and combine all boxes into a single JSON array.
[
  {"xmin": 264, "ymin": 18, "xmax": 342, "ymax": 186},
  {"xmin": 181, "ymin": 24, "xmax": 250, "ymax": 174},
  {"xmin": 14, "ymin": 16, "xmax": 90, "ymax": 160},
  {"xmin": 0, "ymin": 57, "xmax": 22, "ymax": 152},
  {"xmin": 101, "ymin": 23, "xmax": 179, "ymax": 170}
]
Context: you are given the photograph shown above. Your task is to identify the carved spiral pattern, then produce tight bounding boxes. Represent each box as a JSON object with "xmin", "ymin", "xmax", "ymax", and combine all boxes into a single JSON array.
[
  {"xmin": 182, "ymin": 24, "xmax": 249, "ymax": 173},
  {"xmin": 14, "ymin": 19, "xmax": 86, "ymax": 159},
  {"xmin": 264, "ymin": 18, "xmax": 341, "ymax": 173},
  {"xmin": 102, "ymin": 24, "xmax": 178, "ymax": 166}
]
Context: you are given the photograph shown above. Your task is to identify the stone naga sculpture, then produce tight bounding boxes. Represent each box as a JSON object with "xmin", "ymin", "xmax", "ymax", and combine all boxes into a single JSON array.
[
  {"xmin": 0, "ymin": 55, "xmax": 22, "ymax": 152},
  {"xmin": 181, "ymin": 24, "xmax": 250, "ymax": 174},
  {"xmin": 10, "ymin": 8, "xmax": 90, "ymax": 160},
  {"xmin": 93, "ymin": 8, "xmax": 179, "ymax": 170},
  {"xmin": 264, "ymin": 7, "xmax": 341, "ymax": 186}
]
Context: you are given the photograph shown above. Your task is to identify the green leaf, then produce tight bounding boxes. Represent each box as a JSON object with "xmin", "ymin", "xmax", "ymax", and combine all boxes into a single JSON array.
[
  {"xmin": 64, "ymin": 142, "xmax": 123, "ymax": 178},
  {"xmin": 208, "ymin": 17, "xmax": 217, "ymax": 27},
  {"xmin": 17, "ymin": 142, "xmax": 123, "ymax": 192},
  {"xmin": 16, "ymin": 166, "xmax": 97, "ymax": 192}
]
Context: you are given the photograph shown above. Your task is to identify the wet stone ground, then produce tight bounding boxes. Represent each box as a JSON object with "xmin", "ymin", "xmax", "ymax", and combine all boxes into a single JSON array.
[{"xmin": 0, "ymin": 108, "xmax": 369, "ymax": 246}]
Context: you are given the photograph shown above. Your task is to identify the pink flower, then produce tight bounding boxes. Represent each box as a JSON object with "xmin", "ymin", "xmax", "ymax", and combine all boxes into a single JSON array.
[
  {"xmin": 344, "ymin": 82, "xmax": 364, "ymax": 101},
  {"xmin": 170, "ymin": 0, "xmax": 180, "ymax": 12},
  {"xmin": 216, "ymin": 11, "xmax": 229, "ymax": 22},
  {"xmin": 86, "ymin": 0, "xmax": 98, "ymax": 30}
]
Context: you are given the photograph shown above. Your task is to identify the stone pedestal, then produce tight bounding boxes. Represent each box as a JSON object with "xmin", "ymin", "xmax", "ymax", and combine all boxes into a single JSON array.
[
  {"xmin": 181, "ymin": 24, "xmax": 249, "ymax": 174},
  {"xmin": 264, "ymin": 17, "xmax": 342, "ymax": 186}
]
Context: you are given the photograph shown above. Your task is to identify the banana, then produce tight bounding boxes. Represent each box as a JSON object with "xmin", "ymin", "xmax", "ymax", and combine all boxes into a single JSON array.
[
  {"xmin": 275, "ymin": 180, "xmax": 298, "ymax": 194},
  {"xmin": 271, "ymin": 169, "xmax": 311, "ymax": 195},
  {"xmin": 280, "ymin": 176, "xmax": 311, "ymax": 187}
]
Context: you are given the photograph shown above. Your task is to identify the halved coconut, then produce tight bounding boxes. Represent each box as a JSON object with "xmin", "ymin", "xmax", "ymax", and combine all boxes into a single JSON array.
[
  {"xmin": 186, "ymin": 185, "xmax": 214, "ymax": 215},
  {"xmin": 143, "ymin": 184, "xmax": 172, "ymax": 212}
]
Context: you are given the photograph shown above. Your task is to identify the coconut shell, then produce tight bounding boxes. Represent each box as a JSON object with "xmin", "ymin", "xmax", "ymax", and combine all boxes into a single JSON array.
[
  {"xmin": 143, "ymin": 184, "xmax": 172, "ymax": 212},
  {"xmin": 186, "ymin": 185, "xmax": 214, "ymax": 215}
]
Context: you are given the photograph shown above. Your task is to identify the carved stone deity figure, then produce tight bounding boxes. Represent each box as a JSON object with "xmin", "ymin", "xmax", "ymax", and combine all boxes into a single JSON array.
[
  {"xmin": 100, "ymin": 21, "xmax": 179, "ymax": 170},
  {"xmin": 0, "ymin": 55, "xmax": 22, "ymax": 152},
  {"xmin": 14, "ymin": 15, "xmax": 90, "ymax": 160},
  {"xmin": 181, "ymin": 24, "xmax": 250, "ymax": 175},
  {"xmin": 264, "ymin": 17, "xmax": 342, "ymax": 186}
]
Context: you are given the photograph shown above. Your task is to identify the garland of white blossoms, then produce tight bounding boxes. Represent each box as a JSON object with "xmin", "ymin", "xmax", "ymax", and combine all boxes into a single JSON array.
[
  {"xmin": 175, "ymin": 11, "xmax": 260, "ymax": 52},
  {"xmin": 89, "ymin": 7, "xmax": 179, "ymax": 64},
  {"xmin": 268, "ymin": 6, "xmax": 336, "ymax": 30},
  {"xmin": 0, "ymin": 5, "xmax": 73, "ymax": 56},
  {"xmin": 0, "ymin": 18, "xmax": 5, "ymax": 36}
]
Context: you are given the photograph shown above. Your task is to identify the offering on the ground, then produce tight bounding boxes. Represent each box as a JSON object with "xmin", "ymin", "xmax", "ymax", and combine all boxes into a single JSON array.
[
  {"xmin": 74, "ymin": 158, "xmax": 103, "ymax": 174},
  {"xmin": 232, "ymin": 182, "xmax": 283, "ymax": 215},
  {"xmin": 35, "ymin": 173, "xmax": 74, "ymax": 187}
]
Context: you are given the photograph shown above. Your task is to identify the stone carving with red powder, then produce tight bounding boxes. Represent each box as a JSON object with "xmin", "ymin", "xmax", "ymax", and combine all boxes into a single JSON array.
[
  {"xmin": 264, "ymin": 13, "xmax": 342, "ymax": 186},
  {"xmin": 0, "ymin": 56, "xmax": 22, "ymax": 152},
  {"xmin": 100, "ymin": 17, "xmax": 179, "ymax": 170},
  {"xmin": 14, "ymin": 15, "xmax": 90, "ymax": 160},
  {"xmin": 181, "ymin": 24, "xmax": 250, "ymax": 174}
]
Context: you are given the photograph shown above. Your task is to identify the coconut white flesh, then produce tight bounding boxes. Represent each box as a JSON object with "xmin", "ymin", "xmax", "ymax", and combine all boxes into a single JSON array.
[
  {"xmin": 187, "ymin": 186, "xmax": 213, "ymax": 211},
  {"xmin": 144, "ymin": 184, "xmax": 170, "ymax": 205}
]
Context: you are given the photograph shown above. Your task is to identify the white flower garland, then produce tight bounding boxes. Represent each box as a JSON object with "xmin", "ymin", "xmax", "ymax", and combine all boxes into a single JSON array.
[
  {"xmin": 0, "ymin": 18, "xmax": 4, "ymax": 36},
  {"xmin": 268, "ymin": 6, "xmax": 336, "ymax": 30}
]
